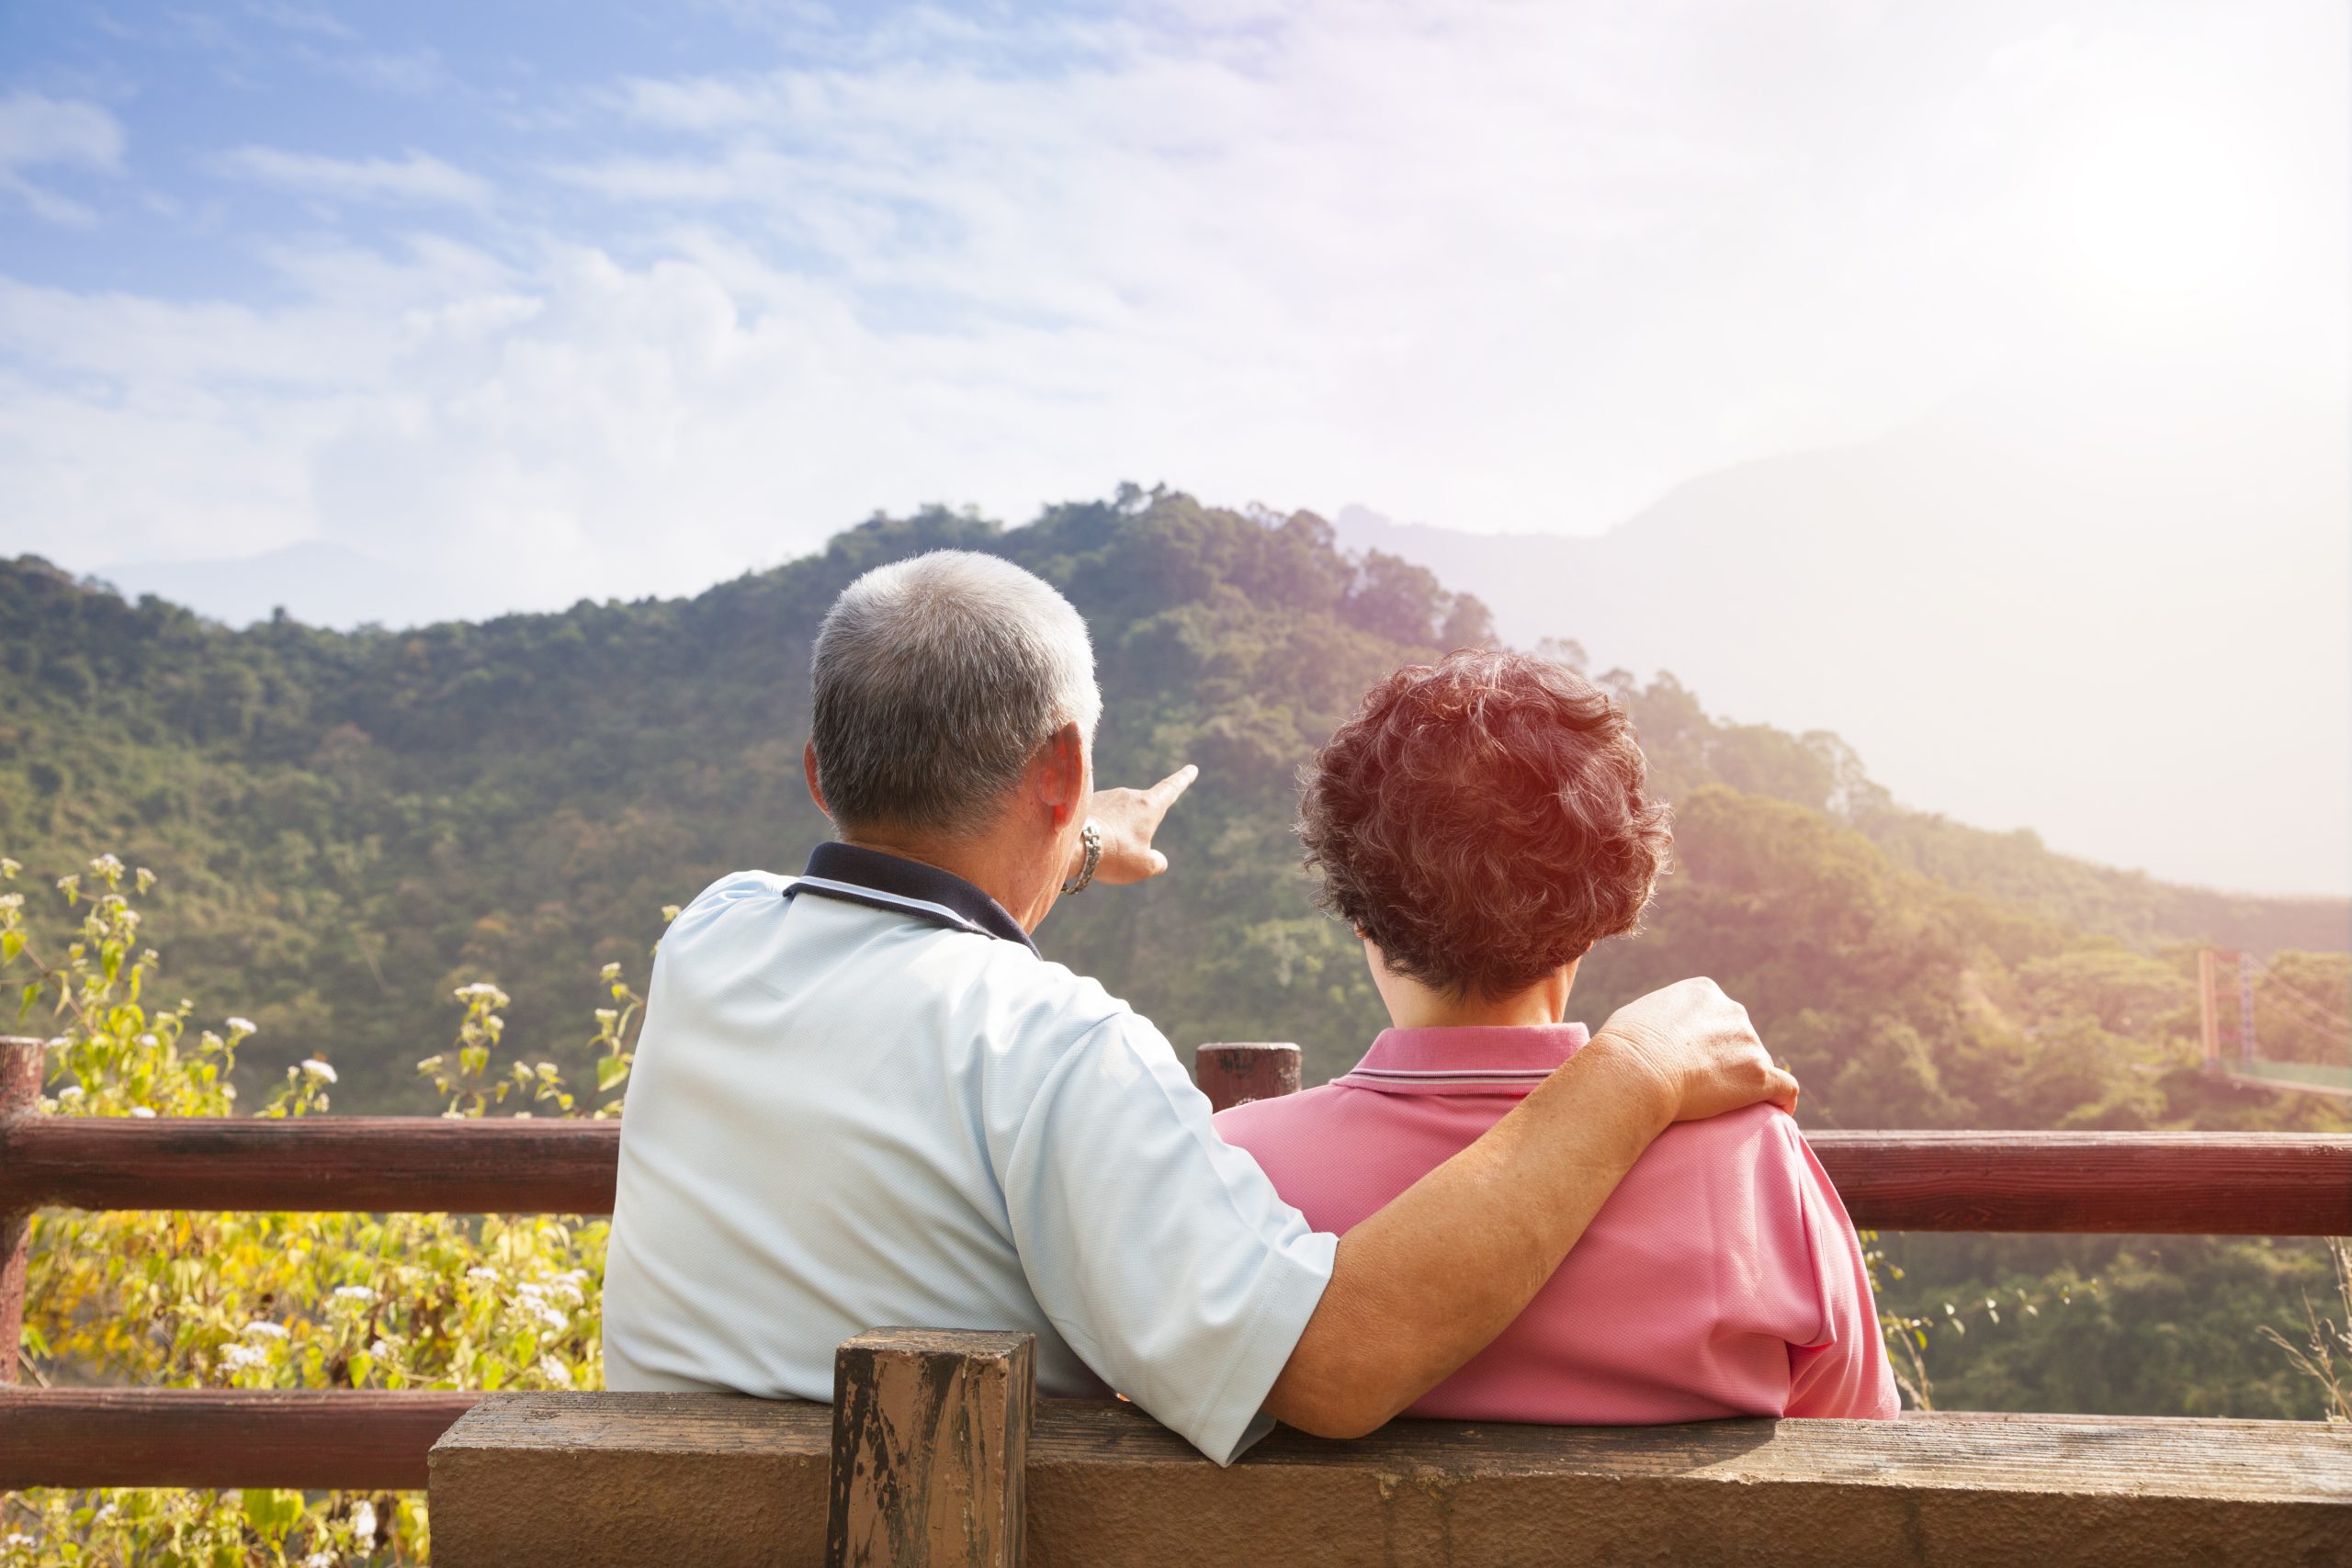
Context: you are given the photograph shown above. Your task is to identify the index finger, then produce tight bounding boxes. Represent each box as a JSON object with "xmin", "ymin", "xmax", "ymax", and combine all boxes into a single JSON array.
[{"xmin": 1147, "ymin": 762, "xmax": 1200, "ymax": 809}]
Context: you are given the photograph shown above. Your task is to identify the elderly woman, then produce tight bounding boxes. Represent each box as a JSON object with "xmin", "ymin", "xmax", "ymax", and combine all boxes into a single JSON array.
[{"xmin": 1216, "ymin": 650, "xmax": 1898, "ymax": 1422}]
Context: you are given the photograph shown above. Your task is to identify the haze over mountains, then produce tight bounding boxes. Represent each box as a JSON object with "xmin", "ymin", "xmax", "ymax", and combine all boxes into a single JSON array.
[
  {"xmin": 82, "ymin": 350, "xmax": 2349, "ymax": 901},
  {"xmin": 1334, "ymin": 364, "xmax": 2349, "ymax": 899}
]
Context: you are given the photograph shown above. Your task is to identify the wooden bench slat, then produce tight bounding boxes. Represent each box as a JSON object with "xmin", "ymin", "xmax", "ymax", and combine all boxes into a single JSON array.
[{"xmin": 426, "ymin": 1393, "xmax": 2352, "ymax": 1568}]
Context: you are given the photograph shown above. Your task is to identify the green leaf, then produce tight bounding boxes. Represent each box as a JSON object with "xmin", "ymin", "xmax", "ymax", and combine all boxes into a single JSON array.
[
  {"xmin": 242, "ymin": 1487, "xmax": 301, "ymax": 1540},
  {"xmin": 595, "ymin": 1055, "xmax": 631, "ymax": 1091},
  {"xmin": 17, "ymin": 979, "xmax": 37, "ymax": 1021}
]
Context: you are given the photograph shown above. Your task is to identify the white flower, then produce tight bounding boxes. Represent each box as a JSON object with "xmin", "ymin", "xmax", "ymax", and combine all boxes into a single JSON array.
[
  {"xmin": 465, "ymin": 1266, "xmax": 500, "ymax": 1284},
  {"xmin": 300, "ymin": 1058, "xmax": 338, "ymax": 1084},
  {"xmin": 226, "ymin": 1016, "xmax": 258, "ymax": 1035},
  {"xmin": 368, "ymin": 1338, "xmax": 391, "ymax": 1359},
  {"xmin": 537, "ymin": 1354, "xmax": 575, "ymax": 1388},
  {"xmin": 242, "ymin": 1320, "xmax": 289, "ymax": 1340},
  {"xmin": 94, "ymin": 1504, "xmax": 119, "ymax": 1525},
  {"xmin": 55, "ymin": 1086, "xmax": 83, "ymax": 1102},
  {"xmin": 0, "ymin": 891, "xmax": 21, "ymax": 911},
  {"xmin": 135, "ymin": 1032, "xmax": 158, "ymax": 1047},
  {"xmin": 348, "ymin": 1500, "xmax": 378, "ymax": 1540},
  {"xmin": 333, "ymin": 1285, "xmax": 377, "ymax": 1304},
  {"xmin": 302, "ymin": 1551, "xmax": 337, "ymax": 1568},
  {"xmin": 90, "ymin": 853, "xmax": 124, "ymax": 876},
  {"xmin": 129, "ymin": 1106, "xmax": 155, "ymax": 1119},
  {"xmin": 6, "ymin": 1533, "xmax": 36, "ymax": 1548},
  {"xmin": 0, "ymin": 855, "xmax": 19, "ymax": 877},
  {"xmin": 219, "ymin": 1342, "xmax": 270, "ymax": 1372},
  {"xmin": 221, "ymin": 1085, "xmax": 236, "ymax": 1101},
  {"xmin": 593, "ymin": 1007, "xmax": 617, "ymax": 1024}
]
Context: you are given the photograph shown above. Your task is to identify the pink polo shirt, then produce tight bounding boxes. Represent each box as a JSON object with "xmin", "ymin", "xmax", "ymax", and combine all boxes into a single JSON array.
[{"xmin": 1215, "ymin": 1023, "xmax": 1899, "ymax": 1424}]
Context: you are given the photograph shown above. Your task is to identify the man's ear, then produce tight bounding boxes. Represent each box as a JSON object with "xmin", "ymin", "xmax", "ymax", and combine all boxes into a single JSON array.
[
  {"xmin": 803, "ymin": 740, "xmax": 831, "ymax": 816},
  {"xmin": 1033, "ymin": 722, "xmax": 1086, "ymax": 825}
]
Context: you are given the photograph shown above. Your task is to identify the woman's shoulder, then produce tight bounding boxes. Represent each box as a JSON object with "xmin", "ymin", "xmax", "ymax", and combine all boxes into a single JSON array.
[
  {"xmin": 1634, "ymin": 1102, "xmax": 1818, "ymax": 1208},
  {"xmin": 1652, "ymin": 1100, "xmax": 1803, "ymax": 1156}
]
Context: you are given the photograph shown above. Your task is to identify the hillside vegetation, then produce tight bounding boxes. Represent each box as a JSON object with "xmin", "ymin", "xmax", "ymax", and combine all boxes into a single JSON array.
[{"xmin": 3, "ymin": 488, "xmax": 2346, "ymax": 1421}]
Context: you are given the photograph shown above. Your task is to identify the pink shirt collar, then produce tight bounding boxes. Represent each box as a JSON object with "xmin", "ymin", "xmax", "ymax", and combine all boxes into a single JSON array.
[{"xmin": 1333, "ymin": 1021, "xmax": 1590, "ymax": 1096}]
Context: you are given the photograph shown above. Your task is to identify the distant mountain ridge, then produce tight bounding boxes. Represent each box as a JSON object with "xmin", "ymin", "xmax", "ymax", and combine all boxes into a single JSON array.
[{"xmin": 93, "ymin": 540, "xmax": 477, "ymax": 630}]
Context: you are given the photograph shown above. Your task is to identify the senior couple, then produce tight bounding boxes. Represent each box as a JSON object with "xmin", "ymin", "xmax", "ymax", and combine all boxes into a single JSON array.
[{"xmin": 603, "ymin": 551, "xmax": 1894, "ymax": 1464}]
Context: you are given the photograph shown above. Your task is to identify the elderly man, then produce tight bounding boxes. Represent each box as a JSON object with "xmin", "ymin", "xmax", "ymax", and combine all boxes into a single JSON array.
[{"xmin": 602, "ymin": 550, "xmax": 1795, "ymax": 1464}]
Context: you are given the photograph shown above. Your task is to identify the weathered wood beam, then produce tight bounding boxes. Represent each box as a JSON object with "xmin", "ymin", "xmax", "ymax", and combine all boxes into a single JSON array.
[
  {"xmin": 0, "ymin": 1387, "xmax": 484, "ymax": 1489},
  {"xmin": 1193, "ymin": 1043, "xmax": 1302, "ymax": 1111},
  {"xmin": 4, "ymin": 1117, "xmax": 2345, "ymax": 1233},
  {"xmin": 428, "ymin": 1391, "xmax": 2352, "ymax": 1568},
  {"xmin": 827, "ymin": 1328, "xmax": 1035, "ymax": 1568}
]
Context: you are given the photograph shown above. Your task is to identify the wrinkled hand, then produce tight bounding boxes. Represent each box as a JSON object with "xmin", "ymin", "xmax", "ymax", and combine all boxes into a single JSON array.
[
  {"xmin": 1591, "ymin": 976, "xmax": 1799, "ymax": 1123},
  {"xmin": 1080, "ymin": 764, "xmax": 1199, "ymax": 886}
]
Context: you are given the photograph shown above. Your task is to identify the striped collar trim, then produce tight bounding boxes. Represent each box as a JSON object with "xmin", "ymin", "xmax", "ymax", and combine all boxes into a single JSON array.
[
  {"xmin": 785, "ymin": 842, "xmax": 1037, "ymax": 955},
  {"xmin": 1334, "ymin": 1022, "xmax": 1589, "ymax": 1096}
]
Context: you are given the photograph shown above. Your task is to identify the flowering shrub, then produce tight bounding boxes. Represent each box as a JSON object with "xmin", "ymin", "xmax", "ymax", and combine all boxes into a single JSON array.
[{"xmin": 1, "ymin": 856, "xmax": 641, "ymax": 1566}]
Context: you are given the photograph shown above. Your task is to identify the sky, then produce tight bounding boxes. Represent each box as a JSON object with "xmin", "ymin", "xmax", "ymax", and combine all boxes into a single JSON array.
[{"xmin": 1, "ymin": 0, "xmax": 2346, "ymax": 889}]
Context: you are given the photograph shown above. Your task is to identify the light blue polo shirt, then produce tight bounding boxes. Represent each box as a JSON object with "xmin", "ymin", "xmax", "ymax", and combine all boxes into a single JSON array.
[{"xmin": 602, "ymin": 843, "xmax": 1339, "ymax": 1465}]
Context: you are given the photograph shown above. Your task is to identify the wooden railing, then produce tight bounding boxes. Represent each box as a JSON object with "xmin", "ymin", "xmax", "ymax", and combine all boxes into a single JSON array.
[
  {"xmin": 8, "ymin": 1115, "xmax": 2346, "ymax": 1233},
  {"xmin": 4, "ymin": 1035, "xmax": 2350, "ymax": 1502}
]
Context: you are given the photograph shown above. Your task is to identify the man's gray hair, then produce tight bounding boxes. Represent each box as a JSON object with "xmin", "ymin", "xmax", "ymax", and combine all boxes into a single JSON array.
[{"xmin": 810, "ymin": 550, "xmax": 1102, "ymax": 835}]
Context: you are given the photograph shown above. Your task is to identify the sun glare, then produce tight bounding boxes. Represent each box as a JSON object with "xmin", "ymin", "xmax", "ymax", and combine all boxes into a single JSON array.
[{"xmin": 2050, "ymin": 103, "xmax": 2273, "ymax": 314}]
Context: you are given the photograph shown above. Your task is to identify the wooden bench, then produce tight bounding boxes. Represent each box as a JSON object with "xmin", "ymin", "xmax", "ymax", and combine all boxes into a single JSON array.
[{"xmin": 426, "ymin": 1329, "xmax": 2352, "ymax": 1568}]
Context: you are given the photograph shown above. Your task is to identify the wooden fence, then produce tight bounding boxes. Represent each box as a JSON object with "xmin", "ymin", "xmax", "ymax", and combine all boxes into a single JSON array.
[{"xmin": 4, "ymin": 1035, "xmax": 2350, "ymax": 1503}]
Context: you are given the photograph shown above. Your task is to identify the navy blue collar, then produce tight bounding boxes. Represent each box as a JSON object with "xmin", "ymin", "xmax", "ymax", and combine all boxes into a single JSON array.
[{"xmin": 786, "ymin": 841, "xmax": 1038, "ymax": 955}]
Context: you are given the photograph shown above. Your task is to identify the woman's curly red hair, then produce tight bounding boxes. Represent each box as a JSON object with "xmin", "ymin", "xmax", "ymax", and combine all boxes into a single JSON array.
[{"xmin": 1300, "ymin": 650, "xmax": 1671, "ymax": 998}]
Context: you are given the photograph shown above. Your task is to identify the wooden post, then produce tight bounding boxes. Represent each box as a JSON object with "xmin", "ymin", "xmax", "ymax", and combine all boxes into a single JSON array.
[
  {"xmin": 1193, "ymin": 1042, "xmax": 1301, "ymax": 1112},
  {"xmin": 2198, "ymin": 948, "xmax": 2222, "ymax": 1075},
  {"xmin": 827, "ymin": 1328, "xmax": 1034, "ymax": 1568},
  {"xmin": 0, "ymin": 1036, "xmax": 45, "ymax": 1386}
]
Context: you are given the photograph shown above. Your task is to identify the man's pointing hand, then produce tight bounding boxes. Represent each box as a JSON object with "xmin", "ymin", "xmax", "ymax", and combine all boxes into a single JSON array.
[{"xmin": 1086, "ymin": 763, "xmax": 1199, "ymax": 885}]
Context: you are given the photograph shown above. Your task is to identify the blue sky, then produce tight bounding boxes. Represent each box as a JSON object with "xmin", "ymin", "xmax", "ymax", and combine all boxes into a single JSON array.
[{"xmin": 1, "ymin": 2, "xmax": 2346, "ymax": 891}]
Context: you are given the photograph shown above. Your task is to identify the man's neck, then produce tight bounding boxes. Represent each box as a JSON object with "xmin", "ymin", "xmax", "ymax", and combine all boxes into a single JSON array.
[{"xmin": 839, "ymin": 828, "xmax": 1060, "ymax": 931}]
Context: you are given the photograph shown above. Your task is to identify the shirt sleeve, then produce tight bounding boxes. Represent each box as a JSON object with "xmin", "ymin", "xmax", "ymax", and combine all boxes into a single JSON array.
[
  {"xmin": 1781, "ymin": 1121, "xmax": 1903, "ymax": 1419},
  {"xmin": 994, "ymin": 1011, "xmax": 1338, "ymax": 1465}
]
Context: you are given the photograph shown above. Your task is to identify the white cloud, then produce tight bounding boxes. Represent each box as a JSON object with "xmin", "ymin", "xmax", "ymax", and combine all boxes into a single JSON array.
[
  {"xmin": 0, "ymin": 91, "xmax": 125, "ymax": 224},
  {"xmin": 208, "ymin": 145, "xmax": 493, "ymax": 209}
]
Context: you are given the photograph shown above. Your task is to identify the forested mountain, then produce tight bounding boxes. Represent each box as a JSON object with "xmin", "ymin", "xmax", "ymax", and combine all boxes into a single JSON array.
[{"xmin": 4, "ymin": 488, "xmax": 2346, "ymax": 1416}]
